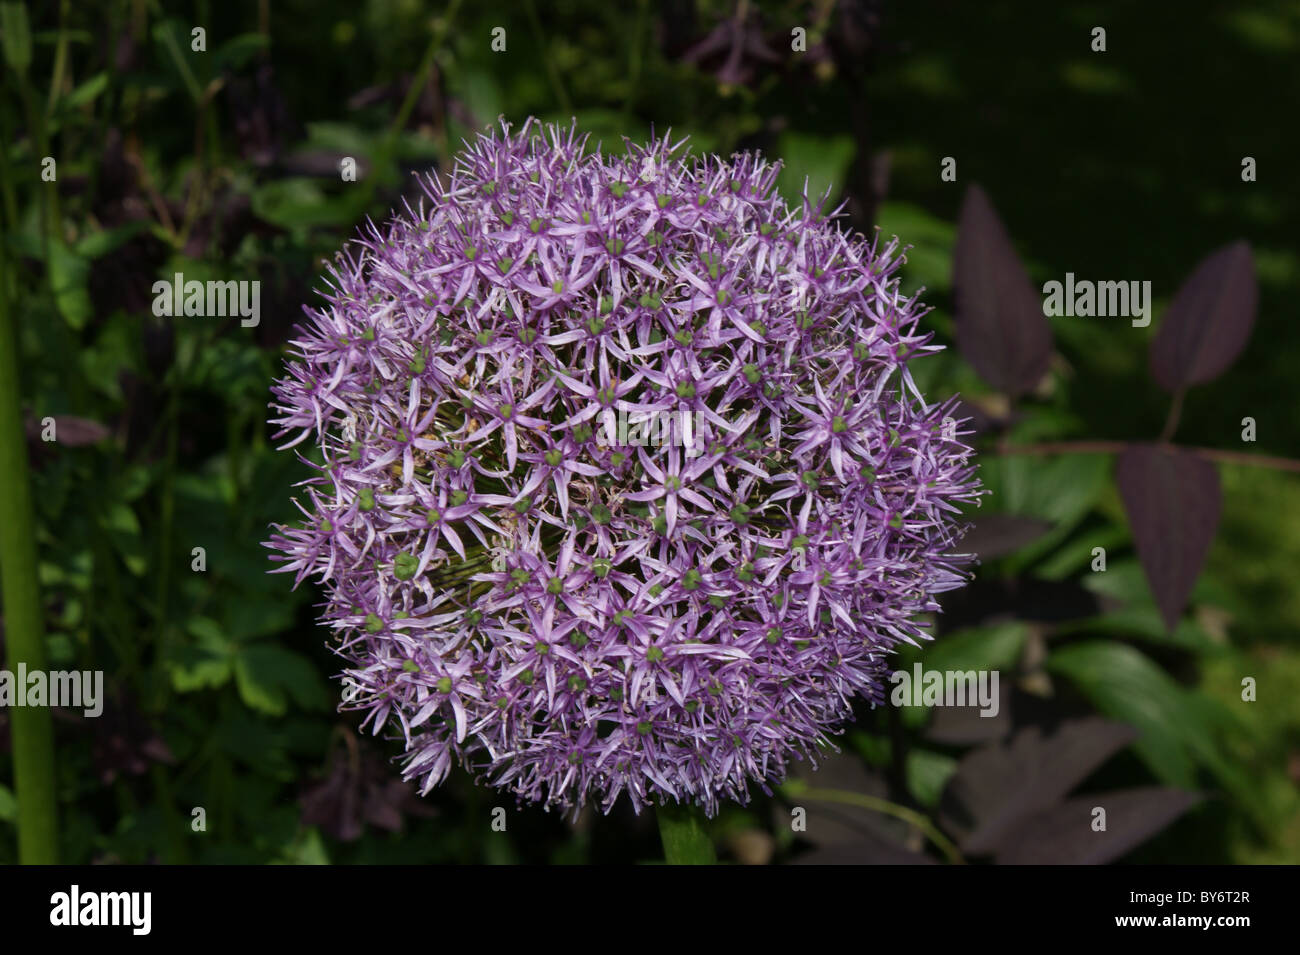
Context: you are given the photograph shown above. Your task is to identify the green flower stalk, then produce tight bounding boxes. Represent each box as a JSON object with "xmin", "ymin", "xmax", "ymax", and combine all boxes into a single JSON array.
[{"xmin": 0, "ymin": 240, "xmax": 58, "ymax": 864}]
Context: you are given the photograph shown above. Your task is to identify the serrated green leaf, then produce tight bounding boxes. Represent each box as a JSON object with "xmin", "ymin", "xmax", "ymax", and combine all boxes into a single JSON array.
[
  {"xmin": 234, "ymin": 645, "xmax": 328, "ymax": 716},
  {"xmin": 169, "ymin": 617, "xmax": 233, "ymax": 692}
]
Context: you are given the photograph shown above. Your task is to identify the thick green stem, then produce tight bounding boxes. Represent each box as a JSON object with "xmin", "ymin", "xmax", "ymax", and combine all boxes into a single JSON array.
[
  {"xmin": 656, "ymin": 803, "xmax": 717, "ymax": 864},
  {"xmin": 0, "ymin": 244, "xmax": 59, "ymax": 863}
]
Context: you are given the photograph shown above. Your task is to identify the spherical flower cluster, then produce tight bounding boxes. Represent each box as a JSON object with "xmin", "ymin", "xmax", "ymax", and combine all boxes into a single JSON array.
[{"xmin": 268, "ymin": 118, "xmax": 981, "ymax": 817}]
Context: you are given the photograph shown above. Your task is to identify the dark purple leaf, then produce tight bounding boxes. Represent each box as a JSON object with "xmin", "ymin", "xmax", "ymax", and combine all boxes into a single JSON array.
[
  {"xmin": 361, "ymin": 780, "xmax": 409, "ymax": 833},
  {"xmin": 300, "ymin": 737, "xmax": 433, "ymax": 841},
  {"xmin": 938, "ymin": 717, "xmax": 1138, "ymax": 855},
  {"xmin": 952, "ymin": 184, "xmax": 1053, "ymax": 396},
  {"xmin": 960, "ymin": 513, "xmax": 1054, "ymax": 560},
  {"xmin": 300, "ymin": 759, "xmax": 363, "ymax": 842},
  {"xmin": 1116, "ymin": 444, "xmax": 1222, "ymax": 631},
  {"xmin": 787, "ymin": 754, "xmax": 923, "ymax": 856},
  {"xmin": 925, "ymin": 678, "xmax": 1013, "ymax": 745},
  {"xmin": 996, "ymin": 787, "xmax": 1201, "ymax": 865},
  {"xmin": 1150, "ymin": 241, "xmax": 1257, "ymax": 391},
  {"xmin": 679, "ymin": 13, "xmax": 781, "ymax": 88}
]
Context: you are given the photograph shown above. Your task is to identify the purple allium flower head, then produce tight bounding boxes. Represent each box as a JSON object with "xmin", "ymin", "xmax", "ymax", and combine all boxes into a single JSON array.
[{"xmin": 268, "ymin": 118, "xmax": 982, "ymax": 817}]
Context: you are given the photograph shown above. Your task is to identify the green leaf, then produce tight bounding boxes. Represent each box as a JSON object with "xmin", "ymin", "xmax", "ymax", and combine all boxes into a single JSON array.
[
  {"xmin": 153, "ymin": 20, "xmax": 203, "ymax": 102},
  {"xmin": 915, "ymin": 621, "xmax": 1029, "ymax": 673},
  {"xmin": 233, "ymin": 645, "xmax": 328, "ymax": 716},
  {"xmin": 47, "ymin": 239, "xmax": 93, "ymax": 329},
  {"xmin": 75, "ymin": 220, "xmax": 150, "ymax": 260},
  {"xmin": 214, "ymin": 708, "xmax": 293, "ymax": 776},
  {"xmin": 453, "ymin": 71, "xmax": 505, "ymax": 136},
  {"xmin": 223, "ymin": 595, "xmax": 295, "ymax": 643},
  {"xmin": 907, "ymin": 749, "xmax": 958, "ymax": 808},
  {"xmin": 982, "ymin": 453, "xmax": 1109, "ymax": 525},
  {"xmin": 213, "ymin": 32, "xmax": 268, "ymax": 73},
  {"xmin": 1047, "ymin": 640, "xmax": 1265, "ymax": 825},
  {"xmin": 894, "ymin": 623, "xmax": 1026, "ymax": 728},
  {"xmin": 875, "ymin": 201, "xmax": 956, "ymax": 296},
  {"xmin": 1066, "ymin": 559, "xmax": 1225, "ymax": 653},
  {"xmin": 0, "ymin": 2, "xmax": 32, "ymax": 75},
  {"xmin": 80, "ymin": 312, "xmax": 141, "ymax": 400},
  {"xmin": 775, "ymin": 131, "xmax": 856, "ymax": 208},
  {"xmin": 250, "ymin": 178, "xmax": 367, "ymax": 229},
  {"xmin": 0, "ymin": 783, "xmax": 16, "ymax": 823},
  {"xmin": 98, "ymin": 501, "xmax": 147, "ymax": 576},
  {"xmin": 1003, "ymin": 405, "xmax": 1089, "ymax": 445},
  {"xmin": 169, "ymin": 617, "xmax": 233, "ymax": 692},
  {"xmin": 56, "ymin": 71, "xmax": 108, "ymax": 113},
  {"xmin": 30, "ymin": 29, "xmax": 94, "ymax": 46},
  {"xmin": 274, "ymin": 827, "xmax": 330, "ymax": 865},
  {"xmin": 301, "ymin": 121, "xmax": 377, "ymax": 156},
  {"xmin": 979, "ymin": 453, "xmax": 1110, "ymax": 571},
  {"xmin": 1033, "ymin": 525, "xmax": 1128, "ymax": 581},
  {"xmin": 1048, "ymin": 641, "xmax": 1197, "ymax": 786}
]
